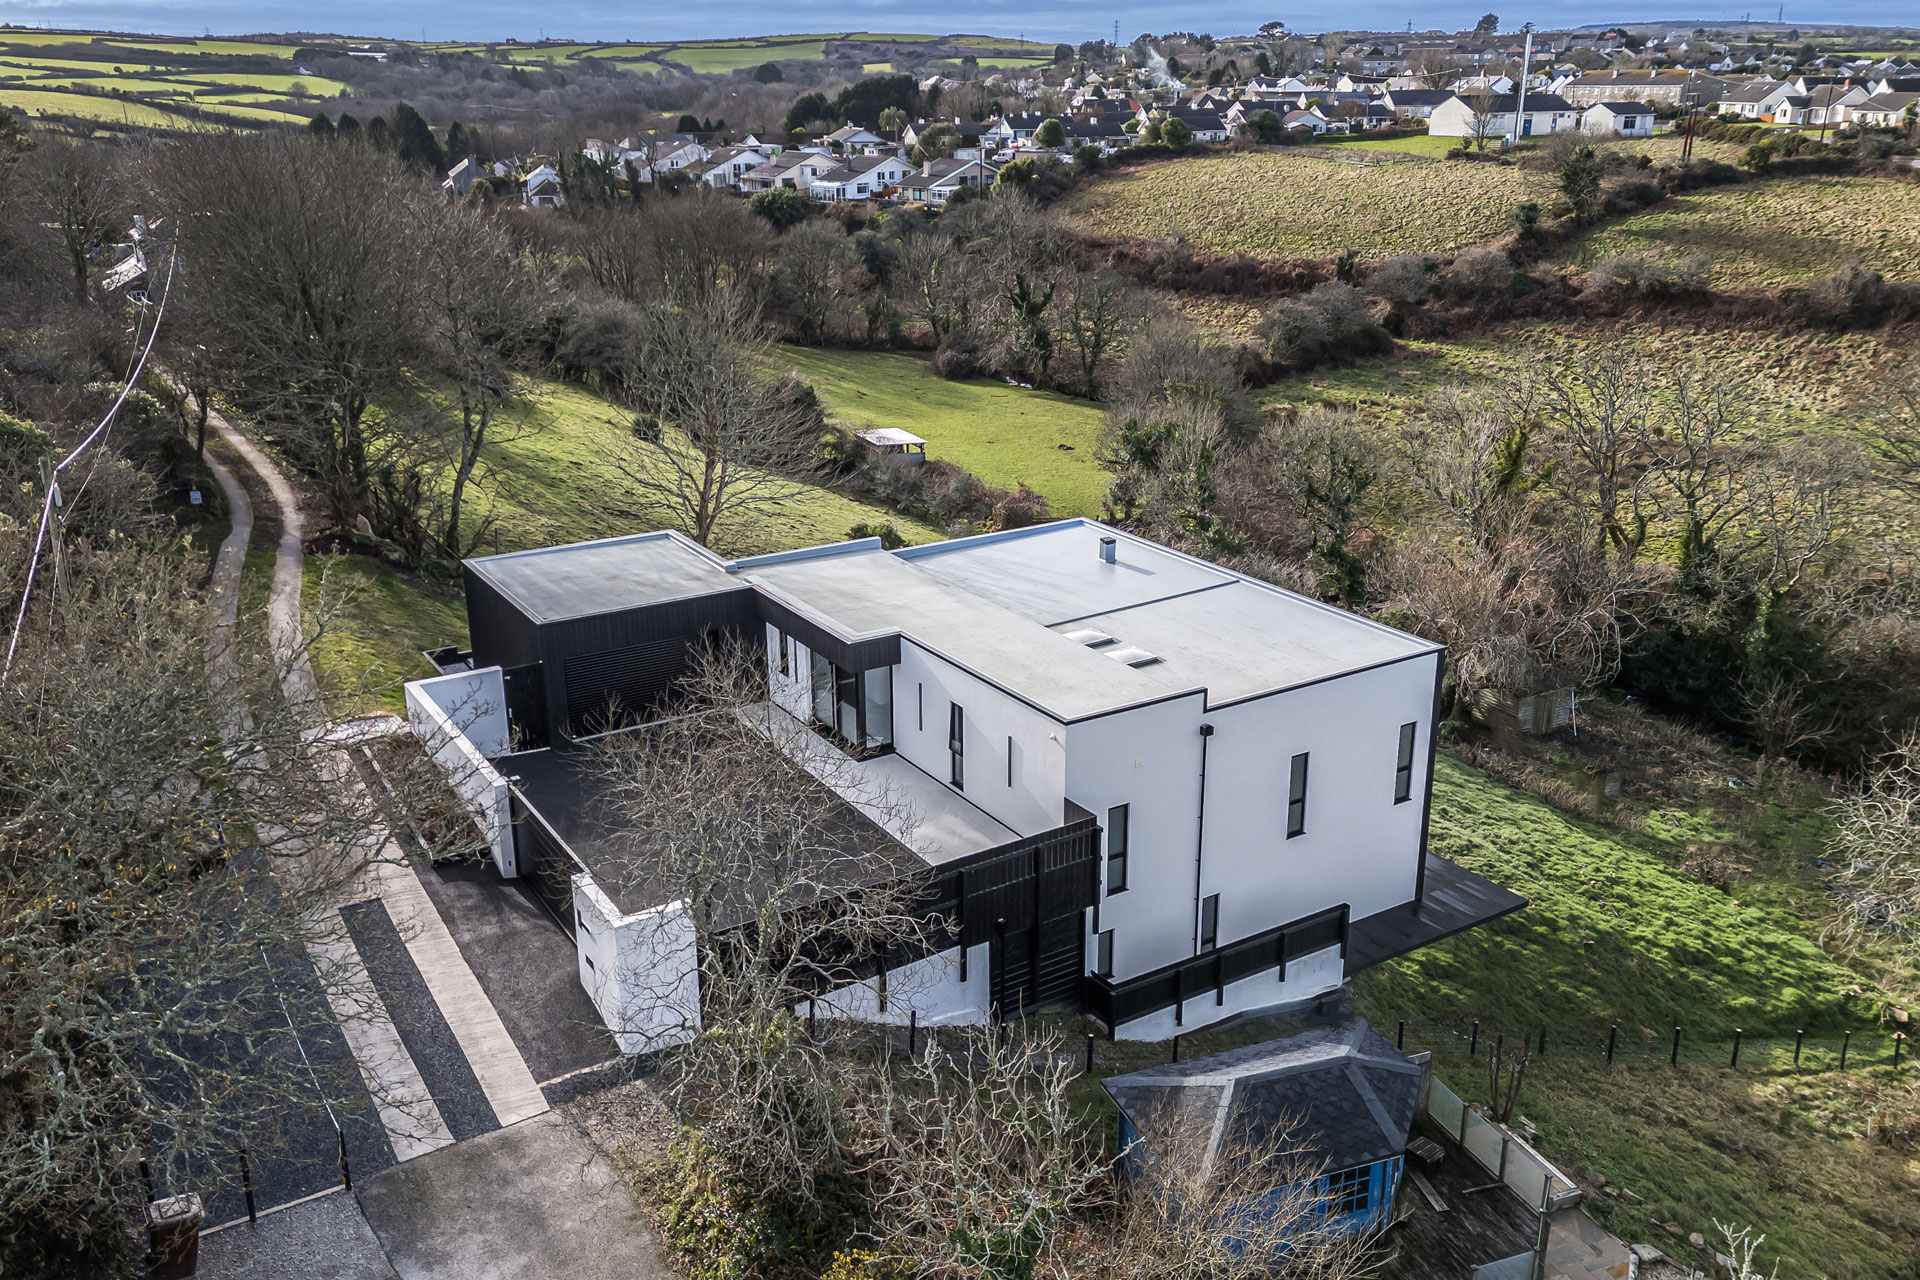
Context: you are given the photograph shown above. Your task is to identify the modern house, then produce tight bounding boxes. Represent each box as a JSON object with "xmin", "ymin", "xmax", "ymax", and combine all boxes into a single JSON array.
[
  {"xmin": 408, "ymin": 522, "xmax": 1522, "ymax": 1052},
  {"xmin": 1103, "ymin": 1021, "xmax": 1422, "ymax": 1235},
  {"xmin": 1427, "ymin": 92, "xmax": 1577, "ymax": 139},
  {"xmin": 1580, "ymin": 101, "xmax": 1655, "ymax": 137}
]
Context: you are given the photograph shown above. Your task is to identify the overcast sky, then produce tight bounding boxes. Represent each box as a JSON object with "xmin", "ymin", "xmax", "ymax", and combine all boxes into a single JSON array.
[{"xmin": 0, "ymin": 0, "xmax": 1911, "ymax": 43}]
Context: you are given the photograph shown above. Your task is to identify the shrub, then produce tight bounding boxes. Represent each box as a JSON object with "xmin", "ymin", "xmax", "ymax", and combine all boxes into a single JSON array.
[
  {"xmin": 649, "ymin": 1130, "xmax": 857, "ymax": 1280},
  {"xmin": 1799, "ymin": 265, "xmax": 1891, "ymax": 329},
  {"xmin": 1258, "ymin": 280, "xmax": 1391, "ymax": 371},
  {"xmin": 1161, "ymin": 117, "xmax": 1193, "ymax": 152},
  {"xmin": 846, "ymin": 520, "xmax": 908, "ymax": 548},
  {"xmin": 1741, "ymin": 141, "xmax": 1775, "ymax": 176},
  {"xmin": 848, "ymin": 453, "xmax": 1051, "ymax": 530},
  {"xmin": 929, "ymin": 331, "xmax": 986, "ymax": 380},
  {"xmin": 1364, "ymin": 252, "xmax": 1439, "ymax": 308},
  {"xmin": 747, "ymin": 187, "xmax": 808, "ymax": 229},
  {"xmin": 1449, "ymin": 245, "xmax": 1514, "ymax": 295},
  {"xmin": 1586, "ymin": 251, "xmax": 1712, "ymax": 297}
]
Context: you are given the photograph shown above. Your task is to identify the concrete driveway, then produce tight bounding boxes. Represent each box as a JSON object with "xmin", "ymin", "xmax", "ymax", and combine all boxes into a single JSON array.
[{"xmin": 355, "ymin": 1110, "xmax": 673, "ymax": 1280}]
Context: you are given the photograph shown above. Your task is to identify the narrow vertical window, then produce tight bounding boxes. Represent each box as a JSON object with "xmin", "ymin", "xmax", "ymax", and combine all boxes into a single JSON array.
[
  {"xmin": 1199, "ymin": 894, "xmax": 1220, "ymax": 952},
  {"xmin": 1287, "ymin": 753, "xmax": 1309, "ymax": 838},
  {"xmin": 1096, "ymin": 929, "xmax": 1115, "ymax": 978},
  {"xmin": 948, "ymin": 703, "xmax": 965, "ymax": 788},
  {"xmin": 1006, "ymin": 735, "xmax": 1014, "ymax": 788},
  {"xmin": 1394, "ymin": 722, "xmax": 1417, "ymax": 804},
  {"xmin": 1106, "ymin": 804, "xmax": 1129, "ymax": 894},
  {"xmin": 777, "ymin": 631, "xmax": 790, "ymax": 678},
  {"xmin": 917, "ymin": 682, "xmax": 924, "ymax": 732}
]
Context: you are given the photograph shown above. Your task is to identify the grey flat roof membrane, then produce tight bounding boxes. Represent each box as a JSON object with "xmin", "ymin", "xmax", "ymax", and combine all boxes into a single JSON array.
[{"xmin": 467, "ymin": 532, "xmax": 734, "ymax": 624}]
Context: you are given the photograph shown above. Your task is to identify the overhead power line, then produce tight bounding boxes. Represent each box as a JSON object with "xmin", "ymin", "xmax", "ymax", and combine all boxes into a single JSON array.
[{"xmin": 1, "ymin": 247, "xmax": 178, "ymax": 693}]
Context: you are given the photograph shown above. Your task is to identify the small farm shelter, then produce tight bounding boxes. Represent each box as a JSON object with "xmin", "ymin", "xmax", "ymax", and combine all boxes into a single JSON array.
[
  {"xmin": 856, "ymin": 427, "xmax": 928, "ymax": 461},
  {"xmin": 1103, "ymin": 1021, "xmax": 1421, "ymax": 1235}
]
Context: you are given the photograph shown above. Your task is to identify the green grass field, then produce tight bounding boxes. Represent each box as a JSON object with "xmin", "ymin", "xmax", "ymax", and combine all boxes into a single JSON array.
[
  {"xmin": 1265, "ymin": 321, "xmax": 1897, "ymax": 432},
  {"xmin": 1061, "ymin": 151, "xmax": 1555, "ymax": 261},
  {"xmin": 0, "ymin": 86, "xmax": 201, "ymax": 127},
  {"xmin": 466, "ymin": 378, "xmax": 943, "ymax": 557},
  {"xmin": 1314, "ymin": 133, "xmax": 1460, "ymax": 158},
  {"xmin": 1568, "ymin": 176, "xmax": 1920, "ymax": 289},
  {"xmin": 1352, "ymin": 751, "xmax": 1918, "ymax": 1276},
  {"xmin": 776, "ymin": 347, "xmax": 1111, "ymax": 517}
]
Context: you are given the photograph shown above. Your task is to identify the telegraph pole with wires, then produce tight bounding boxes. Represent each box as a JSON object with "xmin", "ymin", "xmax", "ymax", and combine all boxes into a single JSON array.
[{"xmin": 1508, "ymin": 23, "xmax": 1534, "ymax": 146}]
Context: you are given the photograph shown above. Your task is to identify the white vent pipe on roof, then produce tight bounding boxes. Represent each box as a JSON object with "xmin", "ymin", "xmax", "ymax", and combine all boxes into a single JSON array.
[{"xmin": 1098, "ymin": 535, "xmax": 1117, "ymax": 564}]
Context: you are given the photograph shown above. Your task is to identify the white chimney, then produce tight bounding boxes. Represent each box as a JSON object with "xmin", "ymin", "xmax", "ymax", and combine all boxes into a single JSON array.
[{"xmin": 1098, "ymin": 535, "xmax": 1117, "ymax": 564}]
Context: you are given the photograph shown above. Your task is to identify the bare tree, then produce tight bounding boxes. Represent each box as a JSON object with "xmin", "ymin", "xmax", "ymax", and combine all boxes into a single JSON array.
[
  {"xmin": 417, "ymin": 205, "xmax": 546, "ymax": 560},
  {"xmin": 1058, "ymin": 270, "xmax": 1132, "ymax": 400},
  {"xmin": 613, "ymin": 289, "xmax": 825, "ymax": 548},
  {"xmin": 154, "ymin": 134, "xmax": 432, "ymax": 529},
  {"xmin": 0, "ymin": 530, "xmax": 450, "ymax": 1274},
  {"xmin": 893, "ymin": 231, "xmax": 977, "ymax": 340},
  {"xmin": 1467, "ymin": 90, "xmax": 1504, "ymax": 151},
  {"xmin": 1826, "ymin": 734, "xmax": 1920, "ymax": 946},
  {"xmin": 1083, "ymin": 1100, "xmax": 1375, "ymax": 1280},
  {"xmin": 32, "ymin": 138, "xmax": 123, "ymax": 305},
  {"xmin": 586, "ymin": 643, "xmax": 939, "ymax": 1270},
  {"xmin": 1397, "ymin": 384, "xmax": 1533, "ymax": 550},
  {"xmin": 859, "ymin": 1025, "xmax": 1107, "ymax": 1279},
  {"xmin": 1522, "ymin": 356, "xmax": 1657, "ymax": 556}
]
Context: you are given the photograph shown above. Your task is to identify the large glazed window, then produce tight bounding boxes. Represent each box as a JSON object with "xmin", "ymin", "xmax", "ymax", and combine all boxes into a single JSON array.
[{"xmin": 807, "ymin": 654, "xmax": 894, "ymax": 757}]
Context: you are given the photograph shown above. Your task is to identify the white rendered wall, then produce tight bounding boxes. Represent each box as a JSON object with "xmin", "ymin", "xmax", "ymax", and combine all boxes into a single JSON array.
[
  {"xmin": 1066, "ymin": 692, "xmax": 1209, "ymax": 977},
  {"xmin": 804, "ymin": 942, "xmax": 991, "ymax": 1027},
  {"xmin": 404, "ymin": 670, "xmax": 514, "ymax": 876},
  {"xmin": 1198, "ymin": 652, "xmax": 1437, "ymax": 951},
  {"xmin": 891, "ymin": 638, "xmax": 1068, "ymax": 839},
  {"xmin": 573, "ymin": 876, "xmax": 702, "ymax": 1056},
  {"xmin": 1114, "ymin": 943, "xmax": 1347, "ymax": 1041},
  {"xmin": 1068, "ymin": 652, "xmax": 1436, "ymax": 1000}
]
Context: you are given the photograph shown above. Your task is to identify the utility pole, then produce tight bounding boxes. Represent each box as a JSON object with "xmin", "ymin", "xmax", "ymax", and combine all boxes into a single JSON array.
[
  {"xmin": 1508, "ymin": 24, "xmax": 1534, "ymax": 145},
  {"xmin": 39, "ymin": 458, "xmax": 69, "ymax": 606}
]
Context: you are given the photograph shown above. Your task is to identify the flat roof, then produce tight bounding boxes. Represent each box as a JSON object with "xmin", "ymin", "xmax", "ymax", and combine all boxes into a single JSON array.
[
  {"xmin": 472, "ymin": 520, "xmax": 1439, "ymax": 721},
  {"xmin": 466, "ymin": 531, "xmax": 735, "ymax": 624},
  {"xmin": 747, "ymin": 522, "xmax": 1436, "ymax": 719}
]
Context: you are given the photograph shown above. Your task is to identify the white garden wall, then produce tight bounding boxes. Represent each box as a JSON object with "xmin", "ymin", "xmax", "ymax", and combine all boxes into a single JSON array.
[
  {"xmin": 572, "ymin": 876, "xmax": 702, "ymax": 1056},
  {"xmin": 404, "ymin": 668, "xmax": 514, "ymax": 876}
]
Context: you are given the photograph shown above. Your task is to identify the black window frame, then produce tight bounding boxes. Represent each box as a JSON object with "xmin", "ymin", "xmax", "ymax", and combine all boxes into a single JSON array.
[
  {"xmin": 1105, "ymin": 803, "xmax": 1129, "ymax": 894},
  {"xmin": 1096, "ymin": 928, "xmax": 1115, "ymax": 978},
  {"xmin": 1287, "ymin": 752, "xmax": 1309, "ymax": 838},
  {"xmin": 1199, "ymin": 893, "xmax": 1219, "ymax": 952},
  {"xmin": 1394, "ymin": 722, "xmax": 1417, "ymax": 804},
  {"xmin": 807, "ymin": 653, "xmax": 893, "ymax": 758},
  {"xmin": 777, "ymin": 630, "xmax": 790, "ymax": 678},
  {"xmin": 949, "ymin": 702, "xmax": 965, "ymax": 789}
]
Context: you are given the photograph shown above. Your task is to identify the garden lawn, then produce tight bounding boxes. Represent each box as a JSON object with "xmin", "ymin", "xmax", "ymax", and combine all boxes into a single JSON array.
[
  {"xmin": 1567, "ymin": 176, "xmax": 1920, "ymax": 289},
  {"xmin": 303, "ymin": 554, "xmax": 468, "ymax": 717},
  {"xmin": 1355, "ymin": 755, "xmax": 1870, "ymax": 1040},
  {"xmin": 1059, "ymin": 151, "xmax": 1555, "ymax": 260},
  {"xmin": 471, "ymin": 378, "xmax": 943, "ymax": 555},
  {"xmin": 777, "ymin": 347, "xmax": 1110, "ymax": 517}
]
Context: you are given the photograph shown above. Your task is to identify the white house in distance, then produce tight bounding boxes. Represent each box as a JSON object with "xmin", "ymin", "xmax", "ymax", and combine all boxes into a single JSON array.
[
  {"xmin": 1581, "ymin": 101, "xmax": 1656, "ymax": 137},
  {"xmin": 408, "ymin": 521, "xmax": 1522, "ymax": 1052},
  {"xmin": 522, "ymin": 163, "xmax": 563, "ymax": 208},
  {"xmin": 1428, "ymin": 92, "xmax": 1578, "ymax": 139},
  {"xmin": 808, "ymin": 153, "xmax": 910, "ymax": 202}
]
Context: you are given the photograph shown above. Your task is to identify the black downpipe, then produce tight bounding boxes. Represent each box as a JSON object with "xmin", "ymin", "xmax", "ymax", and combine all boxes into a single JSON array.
[{"xmin": 1192, "ymin": 723, "xmax": 1214, "ymax": 955}]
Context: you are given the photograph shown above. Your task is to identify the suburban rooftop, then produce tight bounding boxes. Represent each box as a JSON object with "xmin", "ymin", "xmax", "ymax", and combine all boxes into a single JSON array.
[{"xmin": 468, "ymin": 520, "xmax": 1438, "ymax": 721}]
